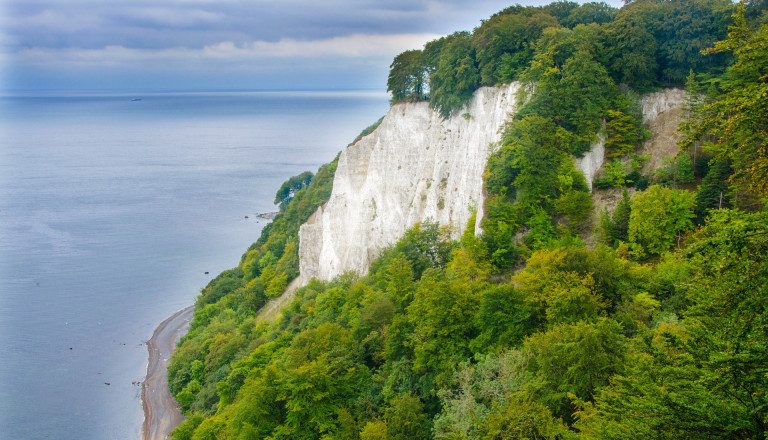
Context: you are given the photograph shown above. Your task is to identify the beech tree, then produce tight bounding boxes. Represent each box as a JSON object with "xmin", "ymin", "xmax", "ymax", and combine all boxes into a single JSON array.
[
  {"xmin": 523, "ymin": 318, "xmax": 626, "ymax": 422},
  {"xmin": 428, "ymin": 32, "xmax": 480, "ymax": 118},
  {"xmin": 274, "ymin": 171, "xmax": 312, "ymax": 212},
  {"xmin": 387, "ymin": 50, "xmax": 427, "ymax": 103},
  {"xmin": 628, "ymin": 185, "xmax": 696, "ymax": 256},
  {"xmin": 605, "ymin": 1, "xmax": 659, "ymax": 90},
  {"xmin": 473, "ymin": 11, "xmax": 558, "ymax": 85}
]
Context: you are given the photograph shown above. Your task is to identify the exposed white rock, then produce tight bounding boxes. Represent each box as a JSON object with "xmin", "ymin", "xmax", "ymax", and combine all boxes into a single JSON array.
[
  {"xmin": 575, "ymin": 89, "xmax": 687, "ymax": 191},
  {"xmin": 298, "ymin": 83, "xmax": 519, "ymax": 282},
  {"xmin": 574, "ymin": 135, "xmax": 605, "ymax": 191},
  {"xmin": 641, "ymin": 88, "xmax": 687, "ymax": 124},
  {"xmin": 638, "ymin": 88, "xmax": 687, "ymax": 174},
  {"xmin": 295, "ymin": 86, "xmax": 687, "ymax": 285}
]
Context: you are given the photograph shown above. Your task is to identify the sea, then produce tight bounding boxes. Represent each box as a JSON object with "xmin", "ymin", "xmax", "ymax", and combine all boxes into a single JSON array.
[{"xmin": 0, "ymin": 90, "xmax": 389, "ymax": 440}]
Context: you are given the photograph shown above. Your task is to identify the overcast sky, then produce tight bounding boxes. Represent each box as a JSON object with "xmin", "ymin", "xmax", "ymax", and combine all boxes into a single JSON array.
[{"xmin": 1, "ymin": 0, "xmax": 622, "ymax": 92}]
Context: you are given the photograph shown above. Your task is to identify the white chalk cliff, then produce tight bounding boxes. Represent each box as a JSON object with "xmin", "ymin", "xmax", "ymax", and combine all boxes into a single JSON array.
[
  {"xmin": 296, "ymin": 84, "xmax": 686, "ymax": 284},
  {"xmin": 637, "ymin": 88, "xmax": 687, "ymax": 173},
  {"xmin": 574, "ymin": 135, "xmax": 606, "ymax": 191},
  {"xmin": 298, "ymin": 82, "xmax": 519, "ymax": 282}
]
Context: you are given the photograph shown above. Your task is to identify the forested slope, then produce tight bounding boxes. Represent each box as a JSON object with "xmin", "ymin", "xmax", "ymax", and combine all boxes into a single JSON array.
[{"xmin": 168, "ymin": 1, "xmax": 768, "ymax": 439}]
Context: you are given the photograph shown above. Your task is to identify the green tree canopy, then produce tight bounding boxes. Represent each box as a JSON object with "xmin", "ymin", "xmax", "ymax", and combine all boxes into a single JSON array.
[
  {"xmin": 428, "ymin": 32, "xmax": 481, "ymax": 118},
  {"xmin": 682, "ymin": 6, "xmax": 768, "ymax": 197},
  {"xmin": 629, "ymin": 185, "xmax": 696, "ymax": 256},
  {"xmin": 387, "ymin": 49, "xmax": 428, "ymax": 103}
]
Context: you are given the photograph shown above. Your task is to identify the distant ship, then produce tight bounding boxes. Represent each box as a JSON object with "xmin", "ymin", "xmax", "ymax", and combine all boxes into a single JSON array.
[{"xmin": 131, "ymin": 98, "xmax": 142, "ymax": 101}]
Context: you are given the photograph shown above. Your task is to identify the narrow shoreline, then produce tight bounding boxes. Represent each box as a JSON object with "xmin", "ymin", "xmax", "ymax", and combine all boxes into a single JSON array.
[{"xmin": 142, "ymin": 306, "xmax": 195, "ymax": 440}]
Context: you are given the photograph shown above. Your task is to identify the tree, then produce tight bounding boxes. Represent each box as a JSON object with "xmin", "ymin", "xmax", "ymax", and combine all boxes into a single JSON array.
[
  {"xmin": 523, "ymin": 318, "xmax": 626, "ymax": 422},
  {"xmin": 476, "ymin": 395, "xmax": 567, "ymax": 440},
  {"xmin": 605, "ymin": 108, "xmax": 644, "ymax": 157},
  {"xmin": 601, "ymin": 188, "xmax": 631, "ymax": 246},
  {"xmin": 274, "ymin": 171, "xmax": 313, "ymax": 212},
  {"xmin": 694, "ymin": 159, "xmax": 732, "ymax": 223},
  {"xmin": 429, "ymin": 32, "xmax": 481, "ymax": 118},
  {"xmin": 655, "ymin": 153, "xmax": 695, "ymax": 186},
  {"xmin": 406, "ymin": 269, "xmax": 482, "ymax": 378},
  {"xmin": 628, "ymin": 185, "xmax": 696, "ymax": 256},
  {"xmin": 680, "ymin": 5, "xmax": 768, "ymax": 197},
  {"xmin": 434, "ymin": 349, "xmax": 532, "ymax": 439},
  {"xmin": 654, "ymin": 0, "xmax": 732, "ymax": 84},
  {"xmin": 359, "ymin": 420, "xmax": 387, "ymax": 440},
  {"xmin": 388, "ymin": 50, "xmax": 427, "ymax": 103},
  {"xmin": 681, "ymin": 209, "xmax": 768, "ymax": 437},
  {"xmin": 576, "ymin": 210, "xmax": 768, "ymax": 439},
  {"xmin": 473, "ymin": 11, "xmax": 558, "ymax": 85},
  {"xmin": 506, "ymin": 116, "xmax": 569, "ymax": 209},
  {"xmin": 605, "ymin": 1, "xmax": 659, "ymax": 90},
  {"xmin": 556, "ymin": 47, "xmax": 616, "ymax": 152},
  {"xmin": 562, "ymin": 2, "xmax": 617, "ymax": 28},
  {"xmin": 384, "ymin": 392, "xmax": 430, "ymax": 440},
  {"xmin": 471, "ymin": 284, "xmax": 532, "ymax": 352}
]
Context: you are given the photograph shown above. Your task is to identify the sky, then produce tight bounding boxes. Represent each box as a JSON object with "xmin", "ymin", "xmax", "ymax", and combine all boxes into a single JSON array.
[{"xmin": 1, "ymin": 0, "xmax": 623, "ymax": 92}]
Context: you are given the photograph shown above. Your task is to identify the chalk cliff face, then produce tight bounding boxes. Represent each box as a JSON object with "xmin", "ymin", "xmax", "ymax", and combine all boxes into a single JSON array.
[
  {"xmin": 298, "ymin": 82, "xmax": 519, "ymax": 282},
  {"xmin": 297, "ymin": 85, "xmax": 686, "ymax": 284},
  {"xmin": 638, "ymin": 88, "xmax": 687, "ymax": 174},
  {"xmin": 574, "ymin": 135, "xmax": 605, "ymax": 190},
  {"xmin": 575, "ymin": 88, "xmax": 687, "ymax": 189}
]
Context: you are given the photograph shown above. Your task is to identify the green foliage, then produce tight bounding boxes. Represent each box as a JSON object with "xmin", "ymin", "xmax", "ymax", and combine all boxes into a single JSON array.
[
  {"xmin": 681, "ymin": 5, "xmax": 768, "ymax": 197},
  {"xmin": 561, "ymin": 2, "xmax": 617, "ymax": 28},
  {"xmin": 274, "ymin": 171, "xmax": 313, "ymax": 212},
  {"xmin": 393, "ymin": 220, "xmax": 455, "ymax": 279},
  {"xmin": 695, "ymin": 159, "xmax": 732, "ymax": 223},
  {"xmin": 429, "ymin": 32, "xmax": 481, "ymax": 118},
  {"xmin": 524, "ymin": 318, "xmax": 626, "ymax": 422},
  {"xmin": 471, "ymin": 285, "xmax": 532, "ymax": 352},
  {"xmin": 601, "ymin": 188, "xmax": 632, "ymax": 246},
  {"xmin": 384, "ymin": 392, "xmax": 430, "ymax": 440},
  {"xmin": 476, "ymin": 394, "xmax": 568, "ymax": 440},
  {"xmin": 605, "ymin": 108, "xmax": 644, "ymax": 157},
  {"xmin": 576, "ymin": 209, "xmax": 768, "ymax": 439},
  {"xmin": 434, "ymin": 350, "xmax": 523, "ymax": 438},
  {"xmin": 473, "ymin": 10, "xmax": 558, "ymax": 85},
  {"xmin": 517, "ymin": 26, "xmax": 621, "ymax": 155},
  {"xmin": 388, "ymin": 50, "xmax": 427, "ymax": 103},
  {"xmin": 604, "ymin": 1, "xmax": 660, "ymax": 90},
  {"xmin": 170, "ymin": 414, "xmax": 205, "ymax": 440},
  {"xmin": 406, "ymin": 267, "xmax": 483, "ymax": 379},
  {"xmin": 653, "ymin": 0, "xmax": 733, "ymax": 83},
  {"xmin": 629, "ymin": 185, "xmax": 697, "ymax": 256},
  {"xmin": 594, "ymin": 160, "xmax": 629, "ymax": 188},
  {"xmin": 171, "ymin": 3, "xmax": 766, "ymax": 440},
  {"xmin": 524, "ymin": 206, "xmax": 558, "ymax": 250},
  {"xmin": 168, "ymin": 159, "xmax": 338, "ymax": 417},
  {"xmin": 504, "ymin": 116, "xmax": 569, "ymax": 208},
  {"xmin": 352, "ymin": 116, "xmax": 385, "ymax": 144},
  {"xmin": 655, "ymin": 153, "xmax": 696, "ymax": 186}
]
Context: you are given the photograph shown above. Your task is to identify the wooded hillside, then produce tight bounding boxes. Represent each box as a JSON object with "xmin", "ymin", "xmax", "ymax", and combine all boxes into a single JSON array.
[{"xmin": 168, "ymin": 1, "xmax": 768, "ymax": 438}]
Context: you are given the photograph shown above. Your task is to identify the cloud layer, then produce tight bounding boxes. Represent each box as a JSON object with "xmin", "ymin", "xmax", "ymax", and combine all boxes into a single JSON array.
[{"xmin": 0, "ymin": 0, "xmax": 613, "ymax": 90}]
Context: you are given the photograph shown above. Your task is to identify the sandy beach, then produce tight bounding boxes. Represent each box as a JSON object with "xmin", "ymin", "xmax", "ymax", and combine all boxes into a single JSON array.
[{"xmin": 142, "ymin": 306, "xmax": 194, "ymax": 440}]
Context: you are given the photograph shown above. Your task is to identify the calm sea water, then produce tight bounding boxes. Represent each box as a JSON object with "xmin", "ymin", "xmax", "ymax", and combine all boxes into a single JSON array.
[{"xmin": 0, "ymin": 91, "xmax": 389, "ymax": 440}]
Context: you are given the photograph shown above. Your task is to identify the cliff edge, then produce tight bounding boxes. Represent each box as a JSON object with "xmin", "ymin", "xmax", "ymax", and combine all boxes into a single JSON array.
[
  {"xmin": 298, "ymin": 83, "xmax": 519, "ymax": 282},
  {"xmin": 295, "ymin": 85, "xmax": 686, "ymax": 285}
]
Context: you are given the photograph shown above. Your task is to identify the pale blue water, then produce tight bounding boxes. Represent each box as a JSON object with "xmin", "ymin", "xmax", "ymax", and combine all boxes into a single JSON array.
[{"xmin": 0, "ymin": 91, "xmax": 389, "ymax": 440}]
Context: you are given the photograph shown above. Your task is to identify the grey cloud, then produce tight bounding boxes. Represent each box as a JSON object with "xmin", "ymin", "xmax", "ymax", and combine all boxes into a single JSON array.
[
  {"xmin": 3, "ymin": 0, "xmax": 621, "ymax": 91},
  {"xmin": 4, "ymin": 0, "xmax": 516, "ymax": 51}
]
